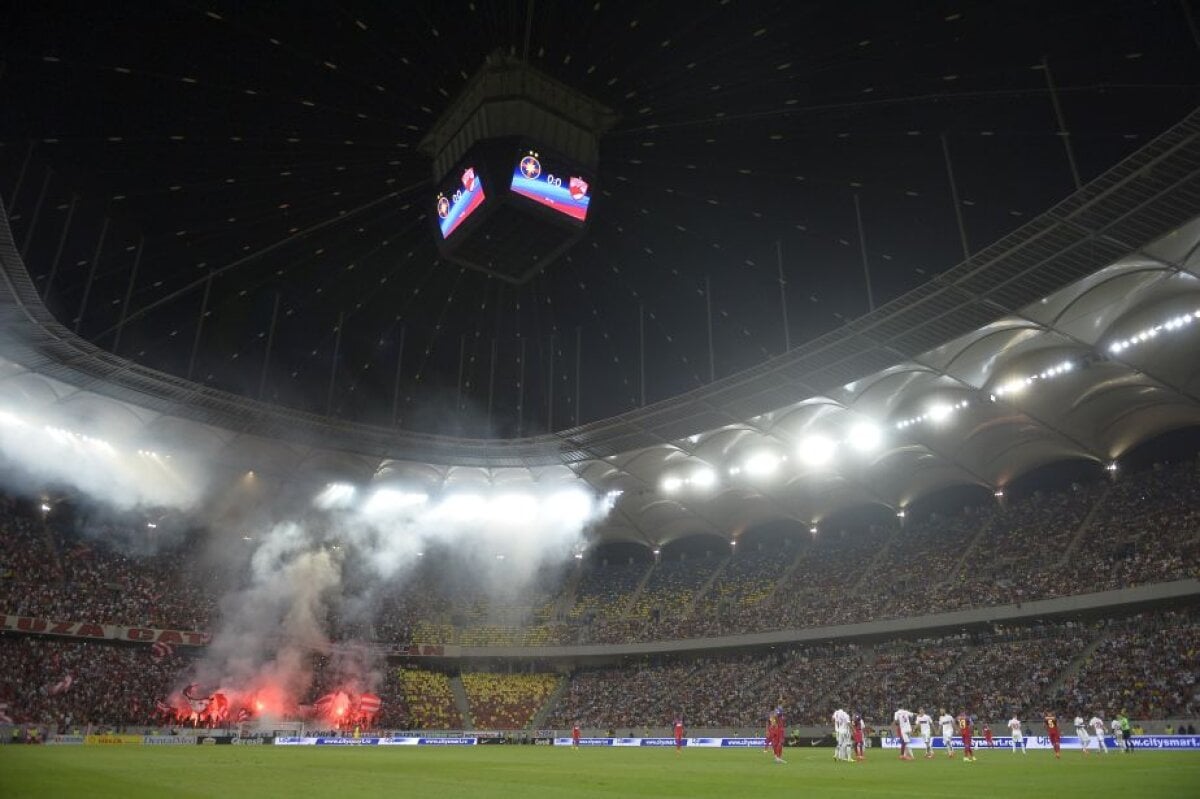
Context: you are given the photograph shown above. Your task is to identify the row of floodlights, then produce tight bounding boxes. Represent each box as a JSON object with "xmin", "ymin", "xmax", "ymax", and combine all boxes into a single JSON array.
[
  {"xmin": 662, "ymin": 423, "xmax": 884, "ymax": 493},
  {"xmin": 314, "ymin": 482, "xmax": 620, "ymax": 525},
  {"xmin": 895, "ymin": 400, "xmax": 971, "ymax": 430},
  {"xmin": 992, "ymin": 360, "xmax": 1074, "ymax": 398},
  {"xmin": 1107, "ymin": 310, "xmax": 1200, "ymax": 354}
]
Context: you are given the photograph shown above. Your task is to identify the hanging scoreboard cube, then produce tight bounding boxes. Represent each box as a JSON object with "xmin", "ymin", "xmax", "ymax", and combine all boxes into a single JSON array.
[{"xmin": 419, "ymin": 52, "xmax": 616, "ymax": 284}]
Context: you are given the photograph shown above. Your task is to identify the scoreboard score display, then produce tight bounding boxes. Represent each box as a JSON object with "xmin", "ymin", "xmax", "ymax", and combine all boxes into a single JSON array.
[
  {"xmin": 435, "ymin": 166, "xmax": 487, "ymax": 239},
  {"xmin": 510, "ymin": 149, "xmax": 591, "ymax": 223}
]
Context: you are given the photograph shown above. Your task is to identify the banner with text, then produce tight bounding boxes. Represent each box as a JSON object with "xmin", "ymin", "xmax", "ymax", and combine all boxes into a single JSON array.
[
  {"xmin": 553, "ymin": 737, "xmax": 767, "ymax": 748},
  {"xmin": 881, "ymin": 735, "xmax": 1200, "ymax": 751},
  {"xmin": 1, "ymin": 614, "xmax": 209, "ymax": 647}
]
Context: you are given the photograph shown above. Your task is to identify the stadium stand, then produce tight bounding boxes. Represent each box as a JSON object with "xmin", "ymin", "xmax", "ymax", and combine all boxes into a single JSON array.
[
  {"xmin": 0, "ymin": 500, "xmax": 216, "ymax": 632},
  {"xmin": 398, "ymin": 668, "xmax": 462, "ymax": 729},
  {"xmin": 460, "ymin": 672, "xmax": 560, "ymax": 729},
  {"xmin": 306, "ymin": 652, "xmax": 409, "ymax": 730},
  {"xmin": 1052, "ymin": 609, "xmax": 1200, "ymax": 719},
  {"xmin": 0, "ymin": 460, "xmax": 1196, "ymax": 731},
  {"xmin": 567, "ymin": 559, "xmax": 649, "ymax": 623},
  {"xmin": 0, "ymin": 637, "xmax": 187, "ymax": 727}
]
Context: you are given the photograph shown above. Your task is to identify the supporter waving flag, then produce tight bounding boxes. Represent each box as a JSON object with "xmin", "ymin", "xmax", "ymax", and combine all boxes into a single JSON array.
[{"xmin": 150, "ymin": 641, "xmax": 174, "ymax": 661}]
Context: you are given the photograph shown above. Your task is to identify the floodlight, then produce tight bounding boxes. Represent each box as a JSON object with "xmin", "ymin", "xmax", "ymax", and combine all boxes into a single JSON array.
[
  {"xmin": 847, "ymin": 422, "xmax": 882, "ymax": 453},
  {"xmin": 314, "ymin": 482, "xmax": 357, "ymax": 509},
  {"xmin": 690, "ymin": 467, "xmax": 717, "ymax": 489},
  {"xmin": 364, "ymin": 488, "xmax": 429, "ymax": 516},
  {"xmin": 927, "ymin": 403, "xmax": 954, "ymax": 423},
  {"xmin": 743, "ymin": 452, "xmax": 780, "ymax": 477},
  {"xmin": 545, "ymin": 488, "xmax": 594, "ymax": 522},
  {"xmin": 661, "ymin": 475, "xmax": 684, "ymax": 493},
  {"xmin": 437, "ymin": 493, "xmax": 487, "ymax": 521},
  {"xmin": 798, "ymin": 434, "xmax": 836, "ymax": 466},
  {"xmin": 490, "ymin": 492, "xmax": 539, "ymax": 522}
]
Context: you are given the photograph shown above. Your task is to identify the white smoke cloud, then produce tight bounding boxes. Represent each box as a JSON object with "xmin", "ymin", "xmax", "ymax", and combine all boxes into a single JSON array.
[
  {"xmin": 0, "ymin": 400, "xmax": 610, "ymax": 715},
  {"xmin": 0, "ymin": 406, "xmax": 205, "ymax": 510},
  {"xmin": 187, "ymin": 482, "xmax": 607, "ymax": 708}
]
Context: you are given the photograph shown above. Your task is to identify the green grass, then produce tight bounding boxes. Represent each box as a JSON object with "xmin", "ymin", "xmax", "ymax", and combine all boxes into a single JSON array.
[{"xmin": 1, "ymin": 745, "xmax": 1197, "ymax": 798}]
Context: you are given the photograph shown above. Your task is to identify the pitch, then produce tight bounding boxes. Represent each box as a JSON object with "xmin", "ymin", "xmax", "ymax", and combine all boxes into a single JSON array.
[{"xmin": 2, "ymin": 746, "xmax": 1198, "ymax": 799}]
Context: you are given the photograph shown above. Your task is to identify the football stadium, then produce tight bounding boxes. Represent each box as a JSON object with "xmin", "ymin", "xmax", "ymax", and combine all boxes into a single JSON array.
[{"xmin": 1, "ymin": 2, "xmax": 1199, "ymax": 796}]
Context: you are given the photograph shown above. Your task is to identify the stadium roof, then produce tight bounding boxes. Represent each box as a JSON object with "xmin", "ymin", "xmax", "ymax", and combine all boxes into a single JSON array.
[
  {"xmin": 2, "ymin": 102, "xmax": 1199, "ymax": 546},
  {"xmin": 3, "ymin": 3, "xmax": 1200, "ymax": 546},
  {"xmin": 3, "ymin": 1, "xmax": 1199, "ymax": 443}
]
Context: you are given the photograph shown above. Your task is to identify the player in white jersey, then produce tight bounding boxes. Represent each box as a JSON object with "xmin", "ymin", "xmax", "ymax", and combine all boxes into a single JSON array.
[
  {"xmin": 1110, "ymin": 717, "xmax": 1121, "ymax": 742},
  {"xmin": 914, "ymin": 709, "xmax": 934, "ymax": 759},
  {"xmin": 1089, "ymin": 716, "xmax": 1108, "ymax": 753},
  {"xmin": 893, "ymin": 708, "xmax": 915, "ymax": 760},
  {"xmin": 1007, "ymin": 715, "xmax": 1027, "ymax": 754},
  {"xmin": 832, "ymin": 708, "xmax": 852, "ymax": 762},
  {"xmin": 1074, "ymin": 715, "xmax": 1092, "ymax": 755},
  {"xmin": 938, "ymin": 709, "xmax": 957, "ymax": 758}
]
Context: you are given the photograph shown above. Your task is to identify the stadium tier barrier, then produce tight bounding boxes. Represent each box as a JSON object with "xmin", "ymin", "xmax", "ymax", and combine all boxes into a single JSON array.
[{"xmin": 21, "ymin": 732, "xmax": 1200, "ymax": 749}]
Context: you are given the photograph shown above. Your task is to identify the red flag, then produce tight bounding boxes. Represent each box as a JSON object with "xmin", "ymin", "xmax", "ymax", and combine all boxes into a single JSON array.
[
  {"xmin": 48, "ymin": 674, "xmax": 74, "ymax": 696},
  {"xmin": 151, "ymin": 641, "xmax": 174, "ymax": 661},
  {"xmin": 358, "ymin": 693, "xmax": 381, "ymax": 714},
  {"xmin": 237, "ymin": 707, "xmax": 250, "ymax": 722},
  {"xmin": 155, "ymin": 700, "xmax": 173, "ymax": 715},
  {"xmin": 313, "ymin": 693, "xmax": 335, "ymax": 711}
]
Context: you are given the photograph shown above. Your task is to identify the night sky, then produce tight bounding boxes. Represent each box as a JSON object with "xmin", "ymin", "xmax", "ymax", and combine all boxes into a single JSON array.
[{"xmin": 2, "ymin": 0, "xmax": 1197, "ymax": 439}]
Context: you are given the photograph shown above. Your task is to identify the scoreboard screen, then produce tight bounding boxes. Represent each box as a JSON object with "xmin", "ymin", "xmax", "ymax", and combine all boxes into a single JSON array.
[
  {"xmin": 436, "ymin": 166, "xmax": 487, "ymax": 239},
  {"xmin": 509, "ymin": 148, "xmax": 591, "ymax": 223}
]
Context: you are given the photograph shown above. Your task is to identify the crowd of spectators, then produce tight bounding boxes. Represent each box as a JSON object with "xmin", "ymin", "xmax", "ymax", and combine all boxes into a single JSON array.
[
  {"xmin": 941, "ymin": 625, "xmax": 1088, "ymax": 722},
  {"xmin": 1053, "ymin": 609, "xmax": 1199, "ymax": 719},
  {"xmin": 460, "ymin": 672, "xmax": 559, "ymax": 729},
  {"xmin": 398, "ymin": 668, "xmax": 462, "ymax": 729},
  {"xmin": 0, "ymin": 499, "xmax": 215, "ymax": 632},
  {"xmin": 545, "ymin": 658, "xmax": 716, "ymax": 730},
  {"xmin": 567, "ymin": 559, "xmax": 649, "ymax": 623},
  {"xmin": 2, "ymin": 610, "xmax": 1196, "ymax": 729},
  {"xmin": 628, "ymin": 555, "xmax": 722, "ymax": 622},
  {"xmin": 546, "ymin": 611, "xmax": 1200, "ymax": 730},
  {"xmin": 0, "ymin": 458, "xmax": 1196, "ymax": 731},
  {"xmin": 1059, "ymin": 463, "xmax": 1200, "ymax": 591},
  {"xmin": 692, "ymin": 540, "xmax": 793, "ymax": 623},
  {"xmin": 306, "ymin": 650, "xmax": 409, "ymax": 730},
  {"xmin": 9, "ymin": 460, "xmax": 1196, "ymax": 649},
  {"xmin": 0, "ymin": 637, "xmax": 187, "ymax": 728}
]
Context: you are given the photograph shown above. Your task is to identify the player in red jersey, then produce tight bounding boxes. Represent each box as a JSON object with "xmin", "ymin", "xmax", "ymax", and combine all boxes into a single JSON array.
[
  {"xmin": 1044, "ymin": 712, "xmax": 1062, "ymax": 758},
  {"xmin": 852, "ymin": 713, "xmax": 866, "ymax": 761},
  {"xmin": 673, "ymin": 717, "xmax": 684, "ymax": 755},
  {"xmin": 572, "ymin": 722, "xmax": 581, "ymax": 750},
  {"xmin": 957, "ymin": 712, "xmax": 976, "ymax": 762},
  {"xmin": 982, "ymin": 724, "xmax": 994, "ymax": 748},
  {"xmin": 767, "ymin": 712, "xmax": 786, "ymax": 764}
]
